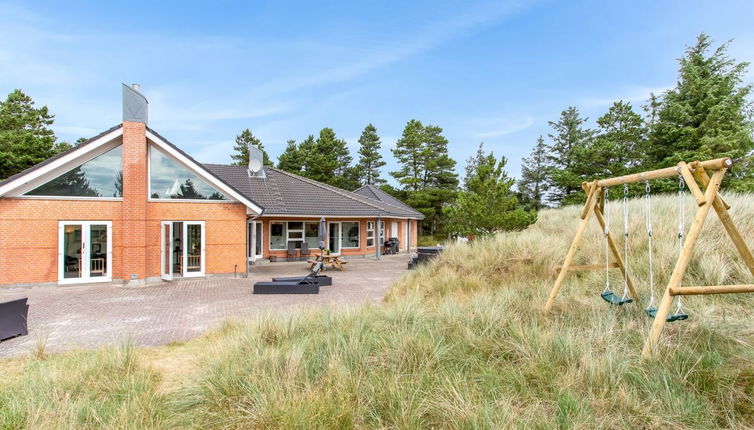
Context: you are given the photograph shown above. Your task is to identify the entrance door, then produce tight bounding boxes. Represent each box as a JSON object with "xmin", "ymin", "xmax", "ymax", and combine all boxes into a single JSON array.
[
  {"xmin": 391, "ymin": 221, "xmax": 398, "ymax": 239},
  {"xmin": 183, "ymin": 221, "xmax": 205, "ymax": 277},
  {"xmin": 58, "ymin": 221, "xmax": 112, "ymax": 284},
  {"xmin": 160, "ymin": 221, "xmax": 173, "ymax": 280},
  {"xmin": 161, "ymin": 221, "xmax": 205, "ymax": 279},
  {"xmin": 248, "ymin": 220, "xmax": 263, "ymax": 262},
  {"xmin": 328, "ymin": 222, "xmax": 341, "ymax": 253}
]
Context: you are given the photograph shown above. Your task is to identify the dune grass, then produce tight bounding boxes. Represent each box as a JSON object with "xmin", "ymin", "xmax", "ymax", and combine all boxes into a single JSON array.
[{"xmin": 2, "ymin": 193, "xmax": 754, "ymax": 429}]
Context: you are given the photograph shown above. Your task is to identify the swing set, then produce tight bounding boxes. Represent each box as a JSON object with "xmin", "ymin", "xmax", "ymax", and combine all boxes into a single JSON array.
[{"xmin": 544, "ymin": 157, "xmax": 754, "ymax": 358}]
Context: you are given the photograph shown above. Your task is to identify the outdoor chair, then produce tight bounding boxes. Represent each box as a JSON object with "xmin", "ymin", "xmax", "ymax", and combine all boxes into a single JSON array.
[
  {"xmin": 253, "ymin": 262, "xmax": 324, "ymax": 294},
  {"xmin": 273, "ymin": 261, "xmax": 332, "ymax": 286},
  {"xmin": 300, "ymin": 242, "xmax": 311, "ymax": 260},
  {"xmin": 287, "ymin": 241, "xmax": 298, "ymax": 261},
  {"xmin": 0, "ymin": 297, "xmax": 29, "ymax": 341}
]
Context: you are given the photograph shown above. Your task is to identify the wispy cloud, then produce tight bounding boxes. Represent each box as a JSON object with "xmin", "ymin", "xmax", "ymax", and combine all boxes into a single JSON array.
[
  {"xmin": 253, "ymin": 1, "xmax": 535, "ymax": 95},
  {"xmin": 472, "ymin": 116, "xmax": 535, "ymax": 139},
  {"xmin": 578, "ymin": 85, "xmax": 673, "ymax": 108}
]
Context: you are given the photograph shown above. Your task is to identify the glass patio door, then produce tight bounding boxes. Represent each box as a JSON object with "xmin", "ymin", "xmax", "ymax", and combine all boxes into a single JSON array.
[
  {"xmin": 328, "ymin": 222, "xmax": 340, "ymax": 253},
  {"xmin": 183, "ymin": 221, "xmax": 205, "ymax": 277},
  {"xmin": 58, "ymin": 221, "xmax": 112, "ymax": 284}
]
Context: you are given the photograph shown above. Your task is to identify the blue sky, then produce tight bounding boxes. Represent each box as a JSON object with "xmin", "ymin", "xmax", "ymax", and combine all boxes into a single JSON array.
[{"xmin": 1, "ymin": 1, "xmax": 753, "ymax": 182}]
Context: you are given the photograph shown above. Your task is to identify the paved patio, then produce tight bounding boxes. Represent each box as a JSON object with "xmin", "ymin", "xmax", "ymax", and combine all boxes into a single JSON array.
[{"xmin": 0, "ymin": 254, "xmax": 408, "ymax": 358}]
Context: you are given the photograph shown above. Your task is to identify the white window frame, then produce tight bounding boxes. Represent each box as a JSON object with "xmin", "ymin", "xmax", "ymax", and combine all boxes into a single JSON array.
[
  {"xmin": 58, "ymin": 221, "xmax": 113, "ymax": 285},
  {"xmin": 182, "ymin": 221, "xmax": 206, "ymax": 278},
  {"xmin": 366, "ymin": 221, "xmax": 375, "ymax": 247},
  {"xmin": 339, "ymin": 221, "xmax": 361, "ymax": 249},
  {"xmin": 286, "ymin": 221, "xmax": 305, "ymax": 244},
  {"xmin": 269, "ymin": 221, "xmax": 287, "ymax": 250}
]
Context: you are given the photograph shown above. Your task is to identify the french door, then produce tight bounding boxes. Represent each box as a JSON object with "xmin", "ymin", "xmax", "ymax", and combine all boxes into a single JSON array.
[
  {"xmin": 58, "ymin": 221, "xmax": 112, "ymax": 284},
  {"xmin": 247, "ymin": 220, "xmax": 263, "ymax": 262},
  {"xmin": 328, "ymin": 222, "xmax": 341, "ymax": 253},
  {"xmin": 161, "ymin": 221, "xmax": 205, "ymax": 280}
]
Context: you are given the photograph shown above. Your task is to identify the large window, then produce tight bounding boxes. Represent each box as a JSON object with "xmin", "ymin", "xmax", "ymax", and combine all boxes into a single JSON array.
[
  {"xmin": 270, "ymin": 221, "xmax": 321, "ymax": 250},
  {"xmin": 341, "ymin": 222, "xmax": 360, "ymax": 249},
  {"xmin": 366, "ymin": 222, "xmax": 375, "ymax": 247},
  {"xmin": 25, "ymin": 145, "xmax": 123, "ymax": 198},
  {"xmin": 270, "ymin": 222, "xmax": 286, "ymax": 250},
  {"xmin": 149, "ymin": 146, "xmax": 228, "ymax": 200},
  {"xmin": 305, "ymin": 222, "xmax": 320, "ymax": 248}
]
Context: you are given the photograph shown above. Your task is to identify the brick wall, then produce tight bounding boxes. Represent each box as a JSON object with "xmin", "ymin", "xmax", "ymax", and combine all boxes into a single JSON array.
[
  {"xmin": 146, "ymin": 202, "xmax": 247, "ymax": 278},
  {"xmin": 0, "ymin": 199, "xmax": 123, "ymax": 284},
  {"xmin": 121, "ymin": 121, "xmax": 148, "ymax": 282}
]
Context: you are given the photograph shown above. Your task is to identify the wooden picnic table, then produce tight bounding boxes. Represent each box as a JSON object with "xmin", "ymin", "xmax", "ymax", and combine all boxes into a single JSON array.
[{"xmin": 308, "ymin": 254, "xmax": 348, "ymax": 271}]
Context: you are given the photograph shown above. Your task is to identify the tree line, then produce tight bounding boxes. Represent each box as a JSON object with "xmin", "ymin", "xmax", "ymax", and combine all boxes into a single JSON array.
[
  {"xmin": 518, "ymin": 33, "xmax": 754, "ymax": 208},
  {"xmin": 1, "ymin": 33, "xmax": 751, "ymax": 239}
]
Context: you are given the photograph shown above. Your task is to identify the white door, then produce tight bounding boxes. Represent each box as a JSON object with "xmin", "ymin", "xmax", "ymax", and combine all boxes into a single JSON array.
[
  {"xmin": 391, "ymin": 221, "xmax": 398, "ymax": 239},
  {"xmin": 58, "ymin": 221, "xmax": 112, "ymax": 284},
  {"xmin": 249, "ymin": 221, "xmax": 263, "ymax": 260},
  {"xmin": 183, "ymin": 221, "xmax": 205, "ymax": 277},
  {"xmin": 405, "ymin": 221, "xmax": 411, "ymax": 251},
  {"xmin": 160, "ymin": 221, "xmax": 173, "ymax": 281}
]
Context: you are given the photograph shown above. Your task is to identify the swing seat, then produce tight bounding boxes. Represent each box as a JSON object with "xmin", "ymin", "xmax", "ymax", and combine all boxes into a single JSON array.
[
  {"xmin": 645, "ymin": 307, "xmax": 689, "ymax": 322},
  {"xmin": 601, "ymin": 291, "xmax": 633, "ymax": 306}
]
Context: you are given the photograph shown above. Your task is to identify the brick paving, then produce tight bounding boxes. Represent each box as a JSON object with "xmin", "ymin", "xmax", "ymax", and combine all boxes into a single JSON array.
[{"xmin": 0, "ymin": 255, "xmax": 408, "ymax": 358}]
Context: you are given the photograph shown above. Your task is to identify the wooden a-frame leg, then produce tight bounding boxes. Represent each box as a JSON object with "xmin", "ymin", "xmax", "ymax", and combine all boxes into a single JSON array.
[
  {"xmin": 641, "ymin": 168, "xmax": 726, "ymax": 359},
  {"xmin": 693, "ymin": 168, "xmax": 754, "ymax": 277},
  {"xmin": 593, "ymin": 205, "xmax": 639, "ymax": 301},
  {"xmin": 544, "ymin": 186, "xmax": 599, "ymax": 313}
]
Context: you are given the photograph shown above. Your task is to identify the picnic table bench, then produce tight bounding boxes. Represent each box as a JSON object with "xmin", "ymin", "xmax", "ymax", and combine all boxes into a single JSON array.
[{"xmin": 308, "ymin": 254, "xmax": 348, "ymax": 271}]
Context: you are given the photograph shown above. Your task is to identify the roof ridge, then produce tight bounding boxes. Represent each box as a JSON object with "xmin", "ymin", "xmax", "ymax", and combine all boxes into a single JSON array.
[
  {"xmin": 265, "ymin": 166, "xmax": 416, "ymax": 216},
  {"xmin": 353, "ymin": 183, "xmax": 420, "ymax": 215}
]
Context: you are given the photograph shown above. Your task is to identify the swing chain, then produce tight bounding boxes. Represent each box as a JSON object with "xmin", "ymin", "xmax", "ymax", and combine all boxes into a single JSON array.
[
  {"xmin": 622, "ymin": 183, "xmax": 630, "ymax": 299},
  {"xmin": 645, "ymin": 180, "xmax": 655, "ymax": 310},
  {"xmin": 603, "ymin": 187, "xmax": 610, "ymax": 293},
  {"xmin": 675, "ymin": 174, "xmax": 686, "ymax": 315}
]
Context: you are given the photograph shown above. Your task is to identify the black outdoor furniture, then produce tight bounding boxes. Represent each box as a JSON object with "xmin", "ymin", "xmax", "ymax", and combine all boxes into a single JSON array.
[
  {"xmin": 273, "ymin": 262, "xmax": 332, "ymax": 286},
  {"xmin": 287, "ymin": 241, "xmax": 298, "ymax": 261},
  {"xmin": 300, "ymin": 242, "xmax": 311, "ymax": 260},
  {"xmin": 0, "ymin": 297, "xmax": 29, "ymax": 341},
  {"xmin": 408, "ymin": 246, "xmax": 444, "ymax": 269},
  {"xmin": 253, "ymin": 262, "xmax": 324, "ymax": 294}
]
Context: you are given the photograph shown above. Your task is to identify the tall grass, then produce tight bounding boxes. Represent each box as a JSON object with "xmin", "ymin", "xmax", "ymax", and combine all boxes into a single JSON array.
[{"xmin": 1, "ymin": 193, "xmax": 753, "ymax": 428}]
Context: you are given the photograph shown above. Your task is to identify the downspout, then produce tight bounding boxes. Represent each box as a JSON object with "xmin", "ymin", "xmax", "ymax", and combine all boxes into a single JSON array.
[{"xmin": 376, "ymin": 216, "xmax": 381, "ymax": 260}]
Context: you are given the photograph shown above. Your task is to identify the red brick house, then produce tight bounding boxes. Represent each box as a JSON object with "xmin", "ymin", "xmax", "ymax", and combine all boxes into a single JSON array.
[{"xmin": 0, "ymin": 84, "xmax": 422, "ymax": 287}]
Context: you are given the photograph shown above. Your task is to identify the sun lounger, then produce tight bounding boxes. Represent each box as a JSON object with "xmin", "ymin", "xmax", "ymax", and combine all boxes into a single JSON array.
[
  {"xmin": 253, "ymin": 262, "xmax": 324, "ymax": 294},
  {"xmin": 0, "ymin": 297, "xmax": 29, "ymax": 341}
]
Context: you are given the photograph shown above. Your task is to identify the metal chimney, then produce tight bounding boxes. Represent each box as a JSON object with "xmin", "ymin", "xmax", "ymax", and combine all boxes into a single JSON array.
[{"xmin": 122, "ymin": 83, "xmax": 148, "ymax": 124}]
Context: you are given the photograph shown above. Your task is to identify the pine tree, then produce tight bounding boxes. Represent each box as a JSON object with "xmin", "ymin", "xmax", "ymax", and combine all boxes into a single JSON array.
[
  {"xmin": 590, "ymin": 101, "xmax": 647, "ymax": 178},
  {"xmin": 444, "ymin": 145, "xmax": 536, "ymax": 235},
  {"xmin": 390, "ymin": 119, "xmax": 425, "ymax": 191},
  {"xmin": 649, "ymin": 33, "xmax": 754, "ymax": 190},
  {"xmin": 277, "ymin": 139, "xmax": 303, "ymax": 173},
  {"xmin": 231, "ymin": 129, "xmax": 270, "ymax": 167},
  {"xmin": 518, "ymin": 136, "xmax": 550, "ymax": 210},
  {"xmin": 356, "ymin": 123, "xmax": 386, "ymax": 185},
  {"xmin": 546, "ymin": 107, "xmax": 594, "ymax": 205},
  {"xmin": 305, "ymin": 128, "xmax": 355, "ymax": 189},
  {"xmin": 392, "ymin": 120, "xmax": 458, "ymax": 235},
  {"xmin": 0, "ymin": 89, "xmax": 58, "ymax": 179}
]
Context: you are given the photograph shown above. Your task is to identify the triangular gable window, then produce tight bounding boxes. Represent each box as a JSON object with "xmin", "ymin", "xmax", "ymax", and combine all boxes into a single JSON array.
[
  {"xmin": 25, "ymin": 145, "xmax": 123, "ymax": 197},
  {"xmin": 149, "ymin": 145, "xmax": 228, "ymax": 200}
]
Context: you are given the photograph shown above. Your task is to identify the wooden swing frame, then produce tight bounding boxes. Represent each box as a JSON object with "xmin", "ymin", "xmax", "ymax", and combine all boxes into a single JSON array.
[{"xmin": 543, "ymin": 157, "xmax": 754, "ymax": 359}]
